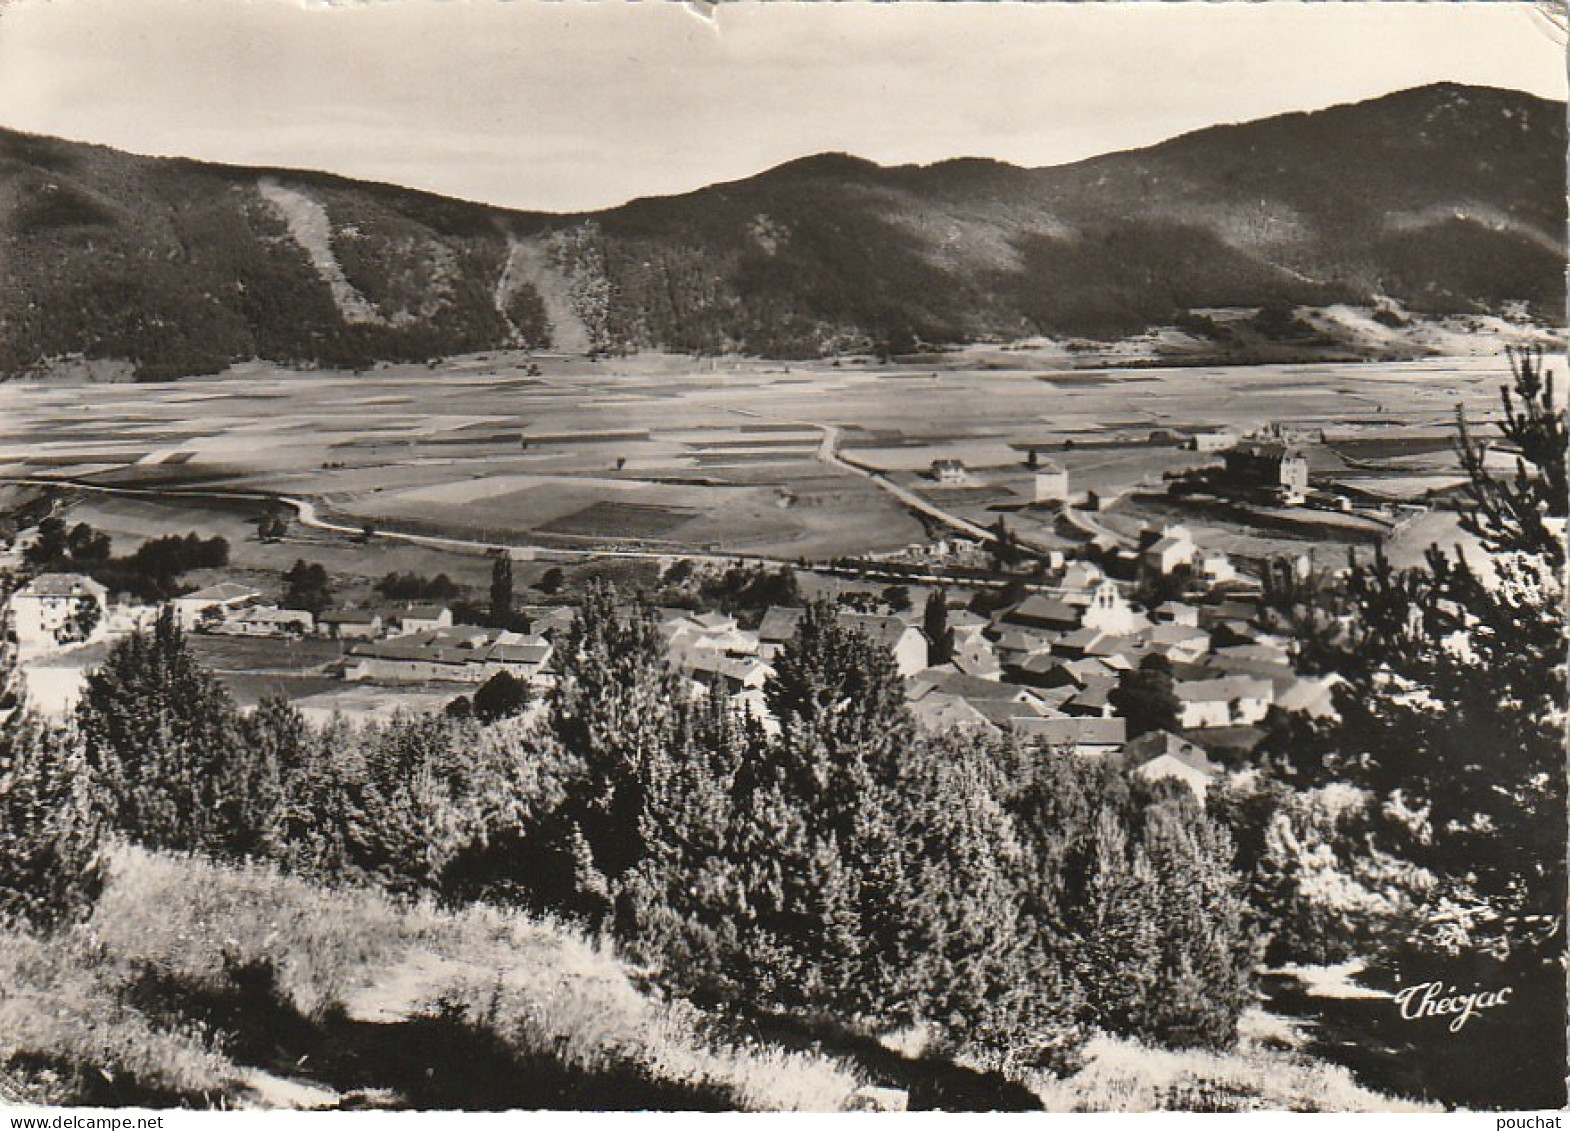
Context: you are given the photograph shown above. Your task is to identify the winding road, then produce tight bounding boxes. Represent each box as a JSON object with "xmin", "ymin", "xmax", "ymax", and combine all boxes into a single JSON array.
[{"xmin": 3, "ymin": 403, "xmax": 1126, "ymax": 572}]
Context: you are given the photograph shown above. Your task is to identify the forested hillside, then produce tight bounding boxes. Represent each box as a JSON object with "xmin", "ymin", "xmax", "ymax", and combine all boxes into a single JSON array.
[{"xmin": 1, "ymin": 81, "xmax": 1563, "ymax": 376}]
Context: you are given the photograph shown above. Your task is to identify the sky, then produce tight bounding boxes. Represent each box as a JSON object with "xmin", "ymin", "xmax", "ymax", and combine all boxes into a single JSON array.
[{"xmin": 0, "ymin": 1, "xmax": 1563, "ymax": 213}]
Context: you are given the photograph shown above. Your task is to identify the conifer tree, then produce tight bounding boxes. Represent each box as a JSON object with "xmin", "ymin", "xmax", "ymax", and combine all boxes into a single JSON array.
[
  {"xmin": 550, "ymin": 584, "xmax": 688, "ymax": 906},
  {"xmin": 489, "ymin": 553, "xmax": 514, "ymax": 629},
  {"xmin": 0, "ymin": 606, "xmax": 103, "ymax": 929},
  {"xmin": 1266, "ymin": 349, "xmax": 1566, "ymax": 958},
  {"xmin": 76, "ymin": 607, "xmax": 247, "ymax": 853},
  {"xmin": 923, "ymin": 587, "xmax": 954, "ymax": 665}
]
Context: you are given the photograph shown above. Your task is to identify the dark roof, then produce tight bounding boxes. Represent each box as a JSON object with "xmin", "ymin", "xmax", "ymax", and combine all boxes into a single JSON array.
[
  {"xmin": 1003, "ymin": 595, "xmax": 1079, "ymax": 628},
  {"xmin": 1227, "ymin": 441, "xmax": 1304, "ymax": 461},
  {"xmin": 757, "ymin": 607, "xmax": 914, "ymax": 652},
  {"xmin": 1180, "ymin": 726, "xmax": 1268, "ymax": 754},
  {"xmin": 321, "ymin": 608, "xmax": 380, "ymax": 624},
  {"xmin": 1013, "ymin": 716, "xmax": 1126, "ymax": 747},
  {"xmin": 1124, "ymin": 730, "xmax": 1212, "ymax": 766},
  {"xmin": 18, "ymin": 573, "xmax": 105, "ymax": 598},
  {"xmin": 757, "ymin": 606, "xmax": 804, "ymax": 643},
  {"xmin": 1174, "ymin": 676, "xmax": 1274, "ymax": 703},
  {"xmin": 910, "ymin": 669, "xmax": 1025, "ymax": 702}
]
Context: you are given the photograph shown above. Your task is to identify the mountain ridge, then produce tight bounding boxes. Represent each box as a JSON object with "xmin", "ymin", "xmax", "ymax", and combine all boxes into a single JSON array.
[{"xmin": 1, "ymin": 81, "xmax": 1563, "ymax": 377}]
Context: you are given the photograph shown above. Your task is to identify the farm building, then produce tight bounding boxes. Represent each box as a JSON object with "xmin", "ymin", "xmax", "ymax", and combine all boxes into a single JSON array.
[
  {"xmin": 929, "ymin": 458, "xmax": 968, "ymax": 484},
  {"xmin": 1033, "ymin": 460, "xmax": 1069, "ymax": 505},
  {"xmin": 319, "ymin": 609, "xmax": 383, "ymax": 640},
  {"xmin": 170, "ymin": 581, "xmax": 261, "ymax": 630},
  {"xmin": 9, "ymin": 572, "xmax": 108, "ymax": 648},
  {"xmin": 216, "ymin": 605, "xmax": 314, "ymax": 636},
  {"xmin": 1012, "ymin": 715, "xmax": 1126, "ymax": 757},
  {"xmin": 346, "ymin": 627, "xmax": 551, "ymax": 684},
  {"xmin": 1186, "ymin": 430, "xmax": 1238, "ymax": 453}
]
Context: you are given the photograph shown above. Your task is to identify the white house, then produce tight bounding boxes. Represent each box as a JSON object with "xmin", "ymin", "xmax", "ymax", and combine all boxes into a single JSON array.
[
  {"xmin": 169, "ymin": 581, "xmax": 261, "ymax": 630},
  {"xmin": 1142, "ymin": 524, "xmax": 1197, "ymax": 575},
  {"xmin": 661, "ymin": 610, "xmax": 760, "ymax": 666},
  {"xmin": 9, "ymin": 573, "xmax": 108, "ymax": 648},
  {"xmin": 1033, "ymin": 459, "xmax": 1070, "ymax": 505},
  {"xmin": 1127, "ymin": 731, "xmax": 1222, "ymax": 800},
  {"xmin": 389, "ymin": 604, "xmax": 453, "ymax": 636},
  {"xmin": 1152, "ymin": 600, "xmax": 1201, "ymax": 628},
  {"xmin": 1187, "ymin": 430, "xmax": 1238, "ymax": 453},
  {"xmin": 1198, "ymin": 550, "xmax": 1237, "ymax": 585},
  {"xmin": 1173, "ymin": 675, "xmax": 1274, "ymax": 729}
]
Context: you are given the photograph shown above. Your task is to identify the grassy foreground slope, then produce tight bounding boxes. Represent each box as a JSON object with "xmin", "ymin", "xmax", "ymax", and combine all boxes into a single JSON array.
[
  {"xmin": 0, "ymin": 845, "xmax": 860, "ymax": 1111},
  {"xmin": 0, "ymin": 846, "xmax": 1429, "ymax": 1112}
]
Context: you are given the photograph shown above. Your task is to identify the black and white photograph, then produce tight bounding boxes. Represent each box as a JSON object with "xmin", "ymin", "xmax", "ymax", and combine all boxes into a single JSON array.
[{"xmin": 0, "ymin": 0, "xmax": 1564, "ymax": 1115}]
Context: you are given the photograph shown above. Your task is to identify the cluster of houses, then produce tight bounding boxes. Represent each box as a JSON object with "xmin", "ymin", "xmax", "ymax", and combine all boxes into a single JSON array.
[{"xmin": 8, "ymin": 509, "xmax": 1341, "ymax": 799}]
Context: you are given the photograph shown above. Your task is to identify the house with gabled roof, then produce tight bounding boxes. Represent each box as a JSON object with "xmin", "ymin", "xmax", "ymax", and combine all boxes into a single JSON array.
[
  {"xmin": 319, "ymin": 608, "xmax": 383, "ymax": 640},
  {"xmin": 1128, "ymin": 730, "xmax": 1223, "ymax": 800},
  {"xmin": 1153, "ymin": 600, "xmax": 1201, "ymax": 627},
  {"xmin": 389, "ymin": 603, "xmax": 453, "ymax": 636},
  {"xmin": 218, "ymin": 604, "xmax": 314, "ymax": 637},
  {"xmin": 1142, "ymin": 622, "xmax": 1212, "ymax": 663},
  {"xmin": 911, "ymin": 691, "xmax": 1002, "ymax": 737},
  {"xmin": 170, "ymin": 581, "xmax": 261, "ymax": 630},
  {"xmin": 999, "ymin": 594, "xmax": 1079, "ymax": 633},
  {"xmin": 1061, "ymin": 676, "xmax": 1118, "ymax": 718},
  {"xmin": 1173, "ymin": 675, "xmax": 1274, "ymax": 729},
  {"xmin": 10, "ymin": 572, "xmax": 108, "ymax": 647},
  {"xmin": 660, "ymin": 609, "xmax": 760, "ymax": 666},
  {"xmin": 1142, "ymin": 525, "xmax": 1197, "ymax": 576},
  {"xmin": 346, "ymin": 626, "xmax": 551, "ymax": 684}
]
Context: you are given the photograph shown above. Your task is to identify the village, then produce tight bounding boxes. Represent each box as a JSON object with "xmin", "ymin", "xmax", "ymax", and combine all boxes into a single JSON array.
[{"xmin": 7, "ymin": 421, "xmax": 1347, "ymax": 804}]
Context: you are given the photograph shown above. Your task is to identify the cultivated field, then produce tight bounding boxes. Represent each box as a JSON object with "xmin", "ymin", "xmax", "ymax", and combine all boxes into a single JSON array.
[{"xmin": 0, "ymin": 350, "xmax": 1519, "ymax": 564}]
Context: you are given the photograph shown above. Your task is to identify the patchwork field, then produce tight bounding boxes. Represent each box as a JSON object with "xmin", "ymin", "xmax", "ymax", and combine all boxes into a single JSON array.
[{"xmin": 0, "ymin": 350, "xmax": 1520, "ymax": 563}]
